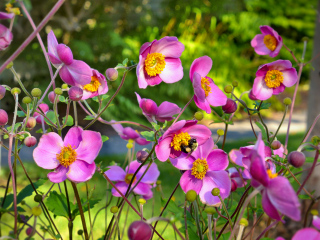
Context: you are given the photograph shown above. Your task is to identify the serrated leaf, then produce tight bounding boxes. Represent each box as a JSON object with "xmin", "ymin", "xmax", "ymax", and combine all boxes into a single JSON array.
[
  {"xmin": 101, "ymin": 135, "xmax": 109, "ymax": 142},
  {"xmin": 84, "ymin": 115, "xmax": 94, "ymax": 120},
  {"xmin": 140, "ymin": 131, "xmax": 155, "ymax": 142},
  {"xmin": 59, "ymin": 96, "xmax": 66, "ymax": 102},
  {"xmin": 17, "ymin": 179, "xmax": 47, "ymax": 205},
  {"xmin": 7, "ymin": 122, "xmax": 22, "ymax": 132},
  {"xmin": 17, "ymin": 111, "xmax": 26, "ymax": 117},
  {"xmin": 255, "ymin": 122, "xmax": 267, "ymax": 140},
  {"xmin": 151, "ymin": 122, "xmax": 160, "ymax": 131},
  {"xmin": 44, "ymin": 111, "xmax": 57, "ymax": 126},
  {"xmin": 62, "ymin": 115, "xmax": 74, "ymax": 126}
]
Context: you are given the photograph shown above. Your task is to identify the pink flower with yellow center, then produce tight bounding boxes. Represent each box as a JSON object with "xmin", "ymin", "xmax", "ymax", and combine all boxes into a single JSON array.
[
  {"xmin": 251, "ymin": 25, "xmax": 283, "ymax": 57},
  {"xmin": 79, "ymin": 69, "xmax": 108, "ymax": 100},
  {"xmin": 189, "ymin": 56, "xmax": 227, "ymax": 113},
  {"xmin": 33, "ymin": 127, "xmax": 102, "ymax": 183},
  {"xmin": 136, "ymin": 37, "xmax": 185, "ymax": 88}
]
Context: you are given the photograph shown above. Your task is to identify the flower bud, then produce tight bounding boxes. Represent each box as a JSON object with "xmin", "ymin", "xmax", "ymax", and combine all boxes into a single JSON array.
[
  {"xmin": 194, "ymin": 111, "xmax": 204, "ymax": 121},
  {"xmin": 11, "ymin": 87, "xmax": 21, "ymax": 95},
  {"xmin": 271, "ymin": 140, "xmax": 281, "ymax": 150},
  {"xmin": 31, "ymin": 88, "xmax": 42, "ymax": 98},
  {"xmin": 224, "ymin": 85, "xmax": 233, "ymax": 93},
  {"xmin": 138, "ymin": 198, "xmax": 146, "ymax": 205},
  {"xmin": 57, "ymin": 44, "xmax": 73, "ymax": 65},
  {"xmin": 248, "ymin": 90, "xmax": 258, "ymax": 101},
  {"xmin": 136, "ymin": 150, "xmax": 148, "ymax": 163},
  {"xmin": 48, "ymin": 91, "xmax": 58, "ymax": 104},
  {"xmin": 0, "ymin": 109, "xmax": 8, "ymax": 125},
  {"xmin": 232, "ymin": 80, "xmax": 238, "ymax": 87},
  {"xmin": 0, "ymin": 85, "xmax": 6, "ymax": 100},
  {"xmin": 22, "ymin": 96, "xmax": 32, "ymax": 104},
  {"xmin": 186, "ymin": 190, "xmax": 197, "ymax": 202},
  {"xmin": 311, "ymin": 209, "xmax": 319, "ymax": 216},
  {"xmin": 222, "ymin": 98, "xmax": 237, "ymax": 114},
  {"xmin": 128, "ymin": 221, "xmax": 152, "ymax": 240},
  {"xmin": 106, "ymin": 68, "xmax": 118, "ymax": 81},
  {"xmin": 68, "ymin": 86, "xmax": 83, "ymax": 101},
  {"xmin": 26, "ymin": 227, "xmax": 33, "ymax": 236},
  {"xmin": 204, "ymin": 206, "xmax": 216, "ymax": 215},
  {"xmin": 283, "ymin": 97, "xmax": 292, "ymax": 105},
  {"xmin": 24, "ymin": 136, "xmax": 37, "ymax": 147},
  {"xmin": 54, "ymin": 88, "xmax": 63, "ymax": 95},
  {"xmin": 156, "ymin": 180, "xmax": 161, "ymax": 185},
  {"xmin": 239, "ymin": 218, "xmax": 249, "ymax": 227},
  {"xmin": 231, "ymin": 179, "xmax": 237, "ymax": 192},
  {"xmin": 288, "ymin": 151, "xmax": 306, "ymax": 168},
  {"xmin": 217, "ymin": 129, "xmax": 224, "ymax": 136},
  {"xmin": 34, "ymin": 194, "xmax": 42, "ymax": 202},
  {"xmin": 77, "ymin": 230, "xmax": 83, "ymax": 235},
  {"xmin": 110, "ymin": 206, "xmax": 119, "ymax": 214},
  {"xmin": 62, "ymin": 83, "xmax": 69, "ymax": 89},
  {"xmin": 0, "ymin": 24, "xmax": 13, "ymax": 51},
  {"xmin": 31, "ymin": 206, "xmax": 42, "ymax": 216},
  {"xmin": 211, "ymin": 188, "xmax": 220, "ymax": 196},
  {"xmin": 302, "ymin": 36, "xmax": 309, "ymax": 42}
]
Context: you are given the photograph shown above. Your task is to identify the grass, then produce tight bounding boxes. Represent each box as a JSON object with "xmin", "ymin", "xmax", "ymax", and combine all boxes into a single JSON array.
[{"xmin": 0, "ymin": 132, "xmax": 305, "ymax": 239}]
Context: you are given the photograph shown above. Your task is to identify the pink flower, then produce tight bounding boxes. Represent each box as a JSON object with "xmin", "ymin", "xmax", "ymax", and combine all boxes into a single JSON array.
[
  {"xmin": 111, "ymin": 121, "xmax": 150, "ymax": 145},
  {"xmin": 47, "ymin": 30, "xmax": 92, "ymax": 85},
  {"xmin": 105, "ymin": 160, "xmax": 159, "ymax": 199},
  {"xmin": 251, "ymin": 25, "xmax": 283, "ymax": 57},
  {"xmin": 189, "ymin": 56, "xmax": 227, "ymax": 113},
  {"xmin": 252, "ymin": 60, "xmax": 297, "ymax": 100},
  {"xmin": 135, "ymin": 92, "xmax": 180, "ymax": 123},
  {"xmin": 0, "ymin": 12, "xmax": 14, "ymax": 19},
  {"xmin": 155, "ymin": 120, "xmax": 212, "ymax": 162},
  {"xmin": 80, "ymin": 69, "xmax": 108, "ymax": 100},
  {"xmin": 0, "ymin": 24, "xmax": 13, "ymax": 51},
  {"xmin": 136, "ymin": 37, "xmax": 184, "ymax": 88},
  {"xmin": 227, "ymin": 167, "xmax": 250, "ymax": 191},
  {"xmin": 33, "ymin": 103, "xmax": 50, "ymax": 125},
  {"xmin": 33, "ymin": 127, "xmax": 102, "ymax": 183},
  {"xmin": 171, "ymin": 138, "xmax": 230, "ymax": 205}
]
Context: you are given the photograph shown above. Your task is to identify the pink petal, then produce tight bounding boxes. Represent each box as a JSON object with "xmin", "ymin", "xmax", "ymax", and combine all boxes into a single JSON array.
[
  {"xmin": 33, "ymin": 133, "xmax": 63, "ymax": 169},
  {"xmin": 183, "ymin": 124, "xmax": 212, "ymax": 146},
  {"xmin": 111, "ymin": 182, "xmax": 128, "ymax": 197},
  {"xmin": 250, "ymin": 152, "xmax": 269, "ymax": 187},
  {"xmin": 159, "ymin": 58, "xmax": 183, "ymax": 84},
  {"xmin": 0, "ymin": 12, "xmax": 14, "ymax": 19},
  {"xmin": 59, "ymin": 60, "xmax": 92, "ymax": 86},
  {"xmin": 150, "ymin": 37, "xmax": 184, "ymax": 58},
  {"xmin": 272, "ymin": 84, "xmax": 285, "ymax": 95},
  {"xmin": 292, "ymin": 228, "xmax": 320, "ymax": 240},
  {"xmin": 262, "ymin": 189, "xmax": 282, "ymax": 220},
  {"xmin": 170, "ymin": 153, "xmax": 194, "ymax": 170},
  {"xmin": 191, "ymin": 137, "xmax": 214, "ymax": 160},
  {"xmin": 133, "ymin": 182, "xmax": 153, "ymax": 196},
  {"xmin": 76, "ymin": 130, "xmax": 102, "ymax": 164},
  {"xmin": 136, "ymin": 58, "xmax": 148, "ymax": 89},
  {"xmin": 206, "ymin": 80, "xmax": 227, "ymax": 107},
  {"xmin": 161, "ymin": 120, "xmax": 187, "ymax": 138},
  {"xmin": 189, "ymin": 56, "xmax": 212, "ymax": 81},
  {"xmin": 180, "ymin": 170, "xmax": 203, "ymax": 194},
  {"xmin": 139, "ymin": 41, "xmax": 152, "ymax": 55},
  {"xmin": 194, "ymin": 95, "xmax": 211, "ymax": 114},
  {"xmin": 47, "ymin": 31, "xmax": 60, "ymax": 65},
  {"xmin": 207, "ymin": 149, "xmax": 229, "ymax": 171},
  {"xmin": 312, "ymin": 216, "xmax": 320, "ymax": 231},
  {"xmin": 155, "ymin": 137, "xmax": 172, "ymax": 162},
  {"xmin": 251, "ymin": 34, "xmax": 271, "ymax": 56},
  {"xmin": 64, "ymin": 126, "xmax": 83, "ymax": 148},
  {"xmin": 252, "ymin": 76, "xmax": 273, "ymax": 101},
  {"xmin": 110, "ymin": 121, "xmax": 124, "ymax": 135},
  {"xmin": 145, "ymin": 74, "xmax": 163, "ymax": 86},
  {"xmin": 47, "ymin": 165, "xmax": 68, "ymax": 183},
  {"xmin": 156, "ymin": 101, "xmax": 181, "ymax": 122},
  {"xmin": 139, "ymin": 98, "xmax": 158, "ymax": 116},
  {"xmin": 66, "ymin": 160, "xmax": 96, "ymax": 183},
  {"xmin": 135, "ymin": 137, "xmax": 150, "ymax": 145},
  {"xmin": 104, "ymin": 166, "xmax": 126, "ymax": 181},
  {"xmin": 281, "ymin": 68, "xmax": 298, "ymax": 87},
  {"xmin": 229, "ymin": 149, "xmax": 244, "ymax": 167},
  {"xmin": 137, "ymin": 162, "xmax": 160, "ymax": 184},
  {"xmin": 192, "ymin": 72, "xmax": 206, "ymax": 102}
]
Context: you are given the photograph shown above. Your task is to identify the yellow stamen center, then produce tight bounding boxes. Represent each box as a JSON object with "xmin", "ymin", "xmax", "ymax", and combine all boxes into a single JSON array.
[
  {"xmin": 124, "ymin": 173, "xmax": 136, "ymax": 184},
  {"xmin": 263, "ymin": 34, "xmax": 277, "ymax": 51},
  {"xmin": 201, "ymin": 77, "xmax": 212, "ymax": 97},
  {"xmin": 267, "ymin": 169, "xmax": 278, "ymax": 179},
  {"xmin": 83, "ymin": 76, "xmax": 101, "ymax": 92},
  {"xmin": 264, "ymin": 70, "xmax": 283, "ymax": 88},
  {"xmin": 171, "ymin": 132, "xmax": 191, "ymax": 151},
  {"xmin": 5, "ymin": 3, "xmax": 20, "ymax": 15},
  {"xmin": 56, "ymin": 145, "xmax": 77, "ymax": 168},
  {"xmin": 144, "ymin": 53, "xmax": 166, "ymax": 77},
  {"xmin": 191, "ymin": 159, "xmax": 209, "ymax": 180}
]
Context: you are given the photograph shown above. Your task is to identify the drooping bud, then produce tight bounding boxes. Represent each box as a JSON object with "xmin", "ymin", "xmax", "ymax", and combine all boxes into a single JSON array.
[
  {"xmin": 48, "ymin": 91, "xmax": 58, "ymax": 104},
  {"xmin": 288, "ymin": 151, "xmax": 306, "ymax": 168},
  {"xmin": 231, "ymin": 179, "xmax": 237, "ymax": 192},
  {"xmin": 128, "ymin": 221, "xmax": 152, "ymax": 240},
  {"xmin": 68, "ymin": 86, "xmax": 83, "ymax": 101},
  {"xmin": 136, "ymin": 150, "xmax": 149, "ymax": 163},
  {"xmin": 224, "ymin": 85, "xmax": 233, "ymax": 93},
  {"xmin": 248, "ymin": 90, "xmax": 258, "ymax": 101},
  {"xmin": 22, "ymin": 96, "xmax": 32, "ymax": 104},
  {"xmin": 0, "ymin": 85, "xmax": 6, "ymax": 100},
  {"xmin": 106, "ymin": 68, "xmax": 118, "ymax": 81},
  {"xmin": 0, "ymin": 109, "xmax": 8, "ymax": 125},
  {"xmin": 194, "ymin": 111, "xmax": 204, "ymax": 121},
  {"xmin": 31, "ymin": 88, "xmax": 42, "ymax": 98},
  {"xmin": 222, "ymin": 98, "xmax": 237, "ymax": 114},
  {"xmin": 0, "ymin": 24, "xmax": 13, "ymax": 51},
  {"xmin": 186, "ymin": 190, "xmax": 197, "ymax": 202},
  {"xmin": 271, "ymin": 140, "xmax": 281, "ymax": 150},
  {"xmin": 25, "ymin": 117, "xmax": 36, "ymax": 129},
  {"xmin": 56, "ymin": 44, "xmax": 73, "ymax": 65},
  {"xmin": 24, "ymin": 136, "xmax": 37, "ymax": 147}
]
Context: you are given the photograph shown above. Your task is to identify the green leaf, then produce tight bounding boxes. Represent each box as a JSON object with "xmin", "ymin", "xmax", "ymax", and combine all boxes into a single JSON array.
[
  {"xmin": 160, "ymin": 197, "xmax": 183, "ymax": 215},
  {"xmin": 162, "ymin": 120, "xmax": 168, "ymax": 129},
  {"xmin": 17, "ymin": 179, "xmax": 47, "ymax": 205},
  {"xmin": 298, "ymin": 194, "xmax": 312, "ymax": 200},
  {"xmin": 140, "ymin": 131, "xmax": 155, "ymax": 142},
  {"xmin": 72, "ymin": 198, "xmax": 101, "ymax": 217},
  {"xmin": 7, "ymin": 122, "xmax": 22, "ymax": 132},
  {"xmin": 84, "ymin": 115, "xmax": 94, "ymax": 120},
  {"xmin": 101, "ymin": 135, "xmax": 109, "ymax": 142},
  {"xmin": 151, "ymin": 122, "xmax": 160, "ymax": 131},
  {"xmin": 44, "ymin": 111, "xmax": 57, "ymax": 126},
  {"xmin": 92, "ymin": 94, "xmax": 109, "ymax": 102},
  {"xmin": 255, "ymin": 122, "xmax": 267, "ymax": 140},
  {"xmin": 46, "ymin": 191, "xmax": 76, "ymax": 218},
  {"xmin": 122, "ymin": 58, "xmax": 128, "ymax": 66},
  {"xmin": 17, "ymin": 111, "xmax": 26, "ymax": 117},
  {"xmin": 36, "ymin": 128, "xmax": 43, "ymax": 133},
  {"xmin": 62, "ymin": 115, "xmax": 74, "ymax": 126},
  {"xmin": 59, "ymin": 96, "xmax": 66, "ymax": 103},
  {"xmin": 1, "ymin": 194, "xmax": 14, "ymax": 209}
]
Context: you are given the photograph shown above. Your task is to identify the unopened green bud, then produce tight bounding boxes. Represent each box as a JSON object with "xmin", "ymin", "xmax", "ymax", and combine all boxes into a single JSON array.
[
  {"xmin": 54, "ymin": 88, "xmax": 63, "ymax": 95},
  {"xmin": 239, "ymin": 218, "xmax": 248, "ymax": 227},
  {"xmin": 110, "ymin": 206, "xmax": 119, "ymax": 214},
  {"xmin": 138, "ymin": 198, "xmax": 146, "ymax": 205},
  {"xmin": 194, "ymin": 111, "xmax": 204, "ymax": 121},
  {"xmin": 11, "ymin": 87, "xmax": 21, "ymax": 95},
  {"xmin": 185, "ymin": 190, "xmax": 197, "ymax": 202},
  {"xmin": 283, "ymin": 97, "xmax": 292, "ymax": 105},
  {"xmin": 156, "ymin": 180, "xmax": 161, "ymax": 185},
  {"xmin": 22, "ymin": 96, "xmax": 32, "ymax": 104},
  {"xmin": 302, "ymin": 37, "xmax": 309, "ymax": 42},
  {"xmin": 77, "ymin": 230, "xmax": 83, "ymax": 235},
  {"xmin": 34, "ymin": 194, "xmax": 42, "ymax": 203},
  {"xmin": 31, "ymin": 88, "xmax": 42, "ymax": 98},
  {"xmin": 204, "ymin": 206, "xmax": 216, "ymax": 215},
  {"xmin": 211, "ymin": 188, "xmax": 220, "ymax": 196},
  {"xmin": 21, "ymin": 200, "xmax": 26, "ymax": 205},
  {"xmin": 224, "ymin": 85, "xmax": 233, "ymax": 93},
  {"xmin": 311, "ymin": 209, "xmax": 319, "ymax": 216},
  {"xmin": 61, "ymin": 84, "xmax": 68, "ymax": 89},
  {"xmin": 217, "ymin": 129, "xmax": 224, "ymax": 136},
  {"xmin": 232, "ymin": 80, "xmax": 238, "ymax": 87},
  {"xmin": 31, "ymin": 206, "xmax": 42, "ymax": 216},
  {"xmin": 6, "ymin": 62, "xmax": 13, "ymax": 69}
]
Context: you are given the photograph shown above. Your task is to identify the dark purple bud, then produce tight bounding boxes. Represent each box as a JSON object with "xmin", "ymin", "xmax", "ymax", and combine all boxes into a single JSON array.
[
  {"xmin": 26, "ymin": 227, "xmax": 33, "ymax": 236},
  {"xmin": 271, "ymin": 140, "xmax": 281, "ymax": 150},
  {"xmin": 128, "ymin": 221, "xmax": 152, "ymax": 240},
  {"xmin": 48, "ymin": 91, "xmax": 58, "ymax": 104},
  {"xmin": 68, "ymin": 86, "xmax": 83, "ymax": 101},
  {"xmin": 248, "ymin": 90, "xmax": 258, "ymax": 101},
  {"xmin": 105, "ymin": 68, "xmax": 118, "ymax": 81},
  {"xmin": 222, "ymin": 98, "xmax": 237, "ymax": 114},
  {"xmin": 0, "ymin": 85, "xmax": 6, "ymax": 100},
  {"xmin": 136, "ymin": 150, "xmax": 149, "ymax": 163},
  {"xmin": 0, "ymin": 109, "xmax": 8, "ymax": 125},
  {"xmin": 231, "ymin": 179, "xmax": 237, "ymax": 192},
  {"xmin": 25, "ymin": 117, "xmax": 36, "ymax": 129},
  {"xmin": 288, "ymin": 151, "xmax": 306, "ymax": 168},
  {"xmin": 56, "ymin": 44, "xmax": 73, "ymax": 65},
  {"xmin": 24, "ymin": 136, "xmax": 37, "ymax": 147}
]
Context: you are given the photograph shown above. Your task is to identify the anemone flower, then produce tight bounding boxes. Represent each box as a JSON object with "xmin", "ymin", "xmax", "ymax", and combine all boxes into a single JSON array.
[
  {"xmin": 136, "ymin": 36, "xmax": 184, "ymax": 88},
  {"xmin": 33, "ymin": 127, "xmax": 102, "ymax": 183},
  {"xmin": 189, "ymin": 56, "xmax": 227, "ymax": 113},
  {"xmin": 105, "ymin": 160, "xmax": 159, "ymax": 199},
  {"xmin": 0, "ymin": 24, "xmax": 12, "ymax": 51},
  {"xmin": 33, "ymin": 103, "xmax": 50, "ymax": 125},
  {"xmin": 252, "ymin": 60, "xmax": 297, "ymax": 101},
  {"xmin": 135, "ymin": 92, "xmax": 180, "ymax": 123},
  {"xmin": 111, "ymin": 121, "xmax": 150, "ymax": 145},
  {"xmin": 80, "ymin": 69, "xmax": 108, "ymax": 100},
  {"xmin": 155, "ymin": 120, "xmax": 211, "ymax": 162},
  {"xmin": 170, "ymin": 138, "xmax": 230, "ymax": 205},
  {"xmin": 285, "ymin": 215, "xmax": 320, "ymax": 240},
  {"xmin": 251, "ymin": 25, "xmax": 283, "ymax": 57},
  {"xmin": 47, "ymin": 30, "xmax": 92, "ymax": 85},
  {"xmin": 227, "ymin": 167, "xmax": 250, "ymax": 191},
  {"xmin": 0, "ymin": 12, "xmax": 14, "ymax": 19}
]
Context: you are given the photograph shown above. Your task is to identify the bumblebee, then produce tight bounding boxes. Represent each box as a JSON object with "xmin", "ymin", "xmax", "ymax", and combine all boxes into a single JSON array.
[{"xmin": 181, "ymin": 138, "xmax": 198, "ymax": 154}]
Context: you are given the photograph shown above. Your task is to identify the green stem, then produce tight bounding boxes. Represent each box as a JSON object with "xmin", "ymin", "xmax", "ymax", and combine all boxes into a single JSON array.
[
  {"xmin": 257, "ymin": 111, "xmax": 270, "ymax": 142},
  {"xmin": 221, "ymin": 123, "xmax": 228, "ymax": 150},
  {"xmin": 270, "ymin": 105, "xmax": 288, "ymax": 143},
  {"xmin": 64, "ymin": 181, "xmax": 73, "ymax": 240},
  {"xmin": 193, "ymin": 200, "xmax": 203, "ymax": 240},
  {"xmin": 73, "ymin": 101, "xmax": 78, "ymax": 126},
  {"xmin": 10, "ymin": 67, "xmax": 32, "ymax": 98}
]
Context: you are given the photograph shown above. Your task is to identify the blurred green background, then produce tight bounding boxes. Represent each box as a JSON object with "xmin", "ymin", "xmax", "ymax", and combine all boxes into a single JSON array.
[{"xmin": 0, "ymin": 0, "xmax": 316, "ymax": 124}]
